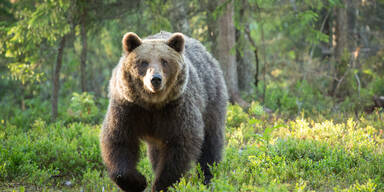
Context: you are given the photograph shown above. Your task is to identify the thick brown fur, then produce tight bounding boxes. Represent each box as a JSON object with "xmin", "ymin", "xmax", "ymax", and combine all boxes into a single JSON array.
[{"xmin": 100, "ymin": 31, "xmax": 228, "ymax": 192}]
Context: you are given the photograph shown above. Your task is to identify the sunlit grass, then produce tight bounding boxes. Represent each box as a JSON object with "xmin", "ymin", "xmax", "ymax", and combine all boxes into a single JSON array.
[{"xmin": 1, "ymin": 103, "xmax": 383, "ymax": 191}]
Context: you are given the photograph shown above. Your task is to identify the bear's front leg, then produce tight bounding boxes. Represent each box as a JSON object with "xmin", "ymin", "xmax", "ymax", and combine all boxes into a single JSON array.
[
  {"xmin": 101, "ymin": 103, "xmax": 147, "ymax": 192},
  {"xmin": 101, "ymin": 136, "xmax": 146, "ymax": 192},
  {"xmin": 152, "ymin": 136, "xmax": 203, "ymax": 192}
]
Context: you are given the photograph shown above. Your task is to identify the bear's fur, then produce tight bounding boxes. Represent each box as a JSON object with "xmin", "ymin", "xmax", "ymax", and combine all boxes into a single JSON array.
[{"xmin": 100, "ymin": 31, "xmax": 228, "ymax": 192}]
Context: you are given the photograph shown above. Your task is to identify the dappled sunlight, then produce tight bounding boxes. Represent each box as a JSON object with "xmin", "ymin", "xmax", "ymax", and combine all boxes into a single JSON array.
[
  {"xmin": 273, "ymin": 117, "xmax": 384, "ymax": 154},
  {"xmin": 1, "ymin": 0, "xmax": 383, "ymax": 191}
]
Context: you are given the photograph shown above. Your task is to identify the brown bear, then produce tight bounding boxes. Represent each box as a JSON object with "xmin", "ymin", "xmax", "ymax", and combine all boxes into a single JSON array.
[{"xmin": 100, "ymin": 31, "xmax": 228, "ymax": 192}]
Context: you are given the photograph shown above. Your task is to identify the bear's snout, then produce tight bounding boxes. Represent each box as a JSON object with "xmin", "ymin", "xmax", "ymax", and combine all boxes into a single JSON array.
[
  {"xmin": 143, "ymin": 70, "xmax": 164, "ymax": 93},
  {"xmin": 151, "ymin": 74, "xmax": 162, "ymax": 89}
]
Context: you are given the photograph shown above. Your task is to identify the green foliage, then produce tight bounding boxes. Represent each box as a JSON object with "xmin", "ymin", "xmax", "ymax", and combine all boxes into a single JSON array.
[
  {"xmin": 80, "ymin": 169, "xmax": 116, "ymax": 192},
  {"xmin": 3, "ymin": 0, "xmax": 71, "ymax": 84},
  {"xmin": 0, "ymin": 96, "xmax": 51, "ymax": 128},
  {"xmin": 248, "ymin": 101, "xmax": 265, "ymax": 117},
  {"xmin": 1, "ymin": 0, "xmax": 384, "ymax": 191},
  {"xmin": 1, "ymin": 103, "xmax": 384, "ymax": 191},
  {"xmin": 0, "ymin": 119, "xmax": 102, "ymax": 186},
  {"xmin": 1, "ymin": 0, "xmax": 383, "ymax": 120},
  {"xmin": 170, "ymin": 107, "xmax": 384, "ymax": 191},
  {"xmin": 67, "ymin": 92, "xmax": 98, "ymax": 121},
  {"xmin": 7, "ymin": 63, "xmax": 46, "ymax": 85},
  {"xmin": 264, "ymin": 83, "xmax": 297, "ymax": 113},
  {"xmin": 370, "ymin": 77, "xmax": 384, "ymax": 96},
  {"xmin": 256, "ymin": 80, "xmax": 337, "ymax": 116},
  {"xmin": 226, "ymin": 104, "xmax": 249, "ymax": 128},
  {"xmin": 143, "ymin": 0, "xmax": 173, "ymax": 33},
  {"xmin": 293, "ymin": 80, "xmax": 333, "ymax": 113}
]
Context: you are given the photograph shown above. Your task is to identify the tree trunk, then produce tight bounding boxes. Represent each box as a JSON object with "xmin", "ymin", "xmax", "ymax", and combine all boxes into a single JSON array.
[
  {"xmin": 254, "ymin": 48, "xmax": 260, "ymax": 87},
  {"xmin": 236, "ymin": 31, "xmax": 255, "ymax": 93},
  {"xmin": 236, "ymin": 2, "xmax": 255, "ymax": 94},
  {"xmin": 334, "ymin": 1, "xmax": 348, "ymax": 63},
  {"xmin": 80, "ymin": 10, "xmax": 87, "ymax": 92},
  {"xmin": 170, "ymin": 0, "xmax": 190, "ymax": 35},
  {"xmin": 206, "ymin": 0, "xmax": 219, "ymax": 58},
  {"xmin": 244, "ymin": 26, "xmax": 260, "ymax": 87},
  {"xmin": 332, "ymin": 0, "xmax": 349, "ymax": 97},
  {"xmin": 52, "ymin": 35, "xmax": 67, "ymax": 120},
  {"xmin": 217, "ymin": 0, "xmax": 248, "ymax": 108},
  {"xmin": 260, "ymin": 23, "xmax": 267, "ymax": 102}
]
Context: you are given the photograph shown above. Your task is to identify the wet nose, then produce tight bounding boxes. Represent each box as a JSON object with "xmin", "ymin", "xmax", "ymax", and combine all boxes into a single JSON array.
[{"xmin": 151, "ymin": 74, "xmax": 162, "ymax": 88}]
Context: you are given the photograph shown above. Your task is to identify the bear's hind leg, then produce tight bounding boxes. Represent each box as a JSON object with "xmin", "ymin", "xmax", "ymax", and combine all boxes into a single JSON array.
[
  {"xmin": 197, "ymin": 131, "xmax": 224, "ymax": 184},
  {"xmin": 198, "ymin": 110, "xmax": 225, "ymax": 185}
]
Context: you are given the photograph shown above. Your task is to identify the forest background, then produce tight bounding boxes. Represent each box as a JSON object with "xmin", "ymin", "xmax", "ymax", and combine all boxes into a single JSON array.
[{"xmin": 1, "ymin": 0, "xmax": 384, "ymax": 191}]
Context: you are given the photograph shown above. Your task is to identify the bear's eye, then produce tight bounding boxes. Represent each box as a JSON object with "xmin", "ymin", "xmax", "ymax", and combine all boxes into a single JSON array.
[
  {"xmin": 139, "ymin": 61, "xmax": 148, "ymax": 68},
  {"xmin": 161, "ymin": 59, "xmax": 168, "ymax": 67}
]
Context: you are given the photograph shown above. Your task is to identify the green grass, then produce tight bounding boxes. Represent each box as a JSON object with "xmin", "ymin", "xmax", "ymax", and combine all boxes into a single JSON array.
[{"xmin": 1, "ymin": 102, "xmax": 383, "ymax": 191}]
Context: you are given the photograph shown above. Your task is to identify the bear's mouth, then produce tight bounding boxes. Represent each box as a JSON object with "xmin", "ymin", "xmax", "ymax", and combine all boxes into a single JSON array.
[
  {"xmin": 146, "ymin": 86, "xmax": 165, "ymax": 94},
  {"xmin": 140, "ymin": 84, "xmax": 170, "ymax": 105},
  {"xmin": 148, "ymin": 83, "xmax": 162, "ymax": 93}
]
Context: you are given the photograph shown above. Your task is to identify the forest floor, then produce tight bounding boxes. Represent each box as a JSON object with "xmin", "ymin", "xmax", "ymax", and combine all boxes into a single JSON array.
[{"xmin": 1, "ymin": 103, "xmax": 383, "ymax": 192}]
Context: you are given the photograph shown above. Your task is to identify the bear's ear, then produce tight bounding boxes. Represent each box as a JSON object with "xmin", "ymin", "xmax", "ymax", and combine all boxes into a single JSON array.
[
  {"xmin": 166, "ymin": 33, "xmax": 184, "ymax": 53},
  {"xmin": 122, "ymin": 32, "xmax": 142, "ymax": 53}
]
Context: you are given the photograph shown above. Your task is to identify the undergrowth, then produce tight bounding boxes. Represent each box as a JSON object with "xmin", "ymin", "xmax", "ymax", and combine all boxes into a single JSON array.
[{"xmin": 1, "ymin": 96, "xmax": 383, "ymax": 191}]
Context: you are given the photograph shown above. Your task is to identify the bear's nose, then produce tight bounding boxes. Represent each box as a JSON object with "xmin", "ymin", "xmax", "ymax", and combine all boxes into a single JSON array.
[{"xmin": 151, "ymin": 74, "xmax": 162, "ymax": 88}]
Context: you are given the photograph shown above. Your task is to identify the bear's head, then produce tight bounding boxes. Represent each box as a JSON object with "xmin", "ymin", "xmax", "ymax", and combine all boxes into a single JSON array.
[{"xmin": 117, "ymin": 32, "xmax": 188, "ymax": 106}]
